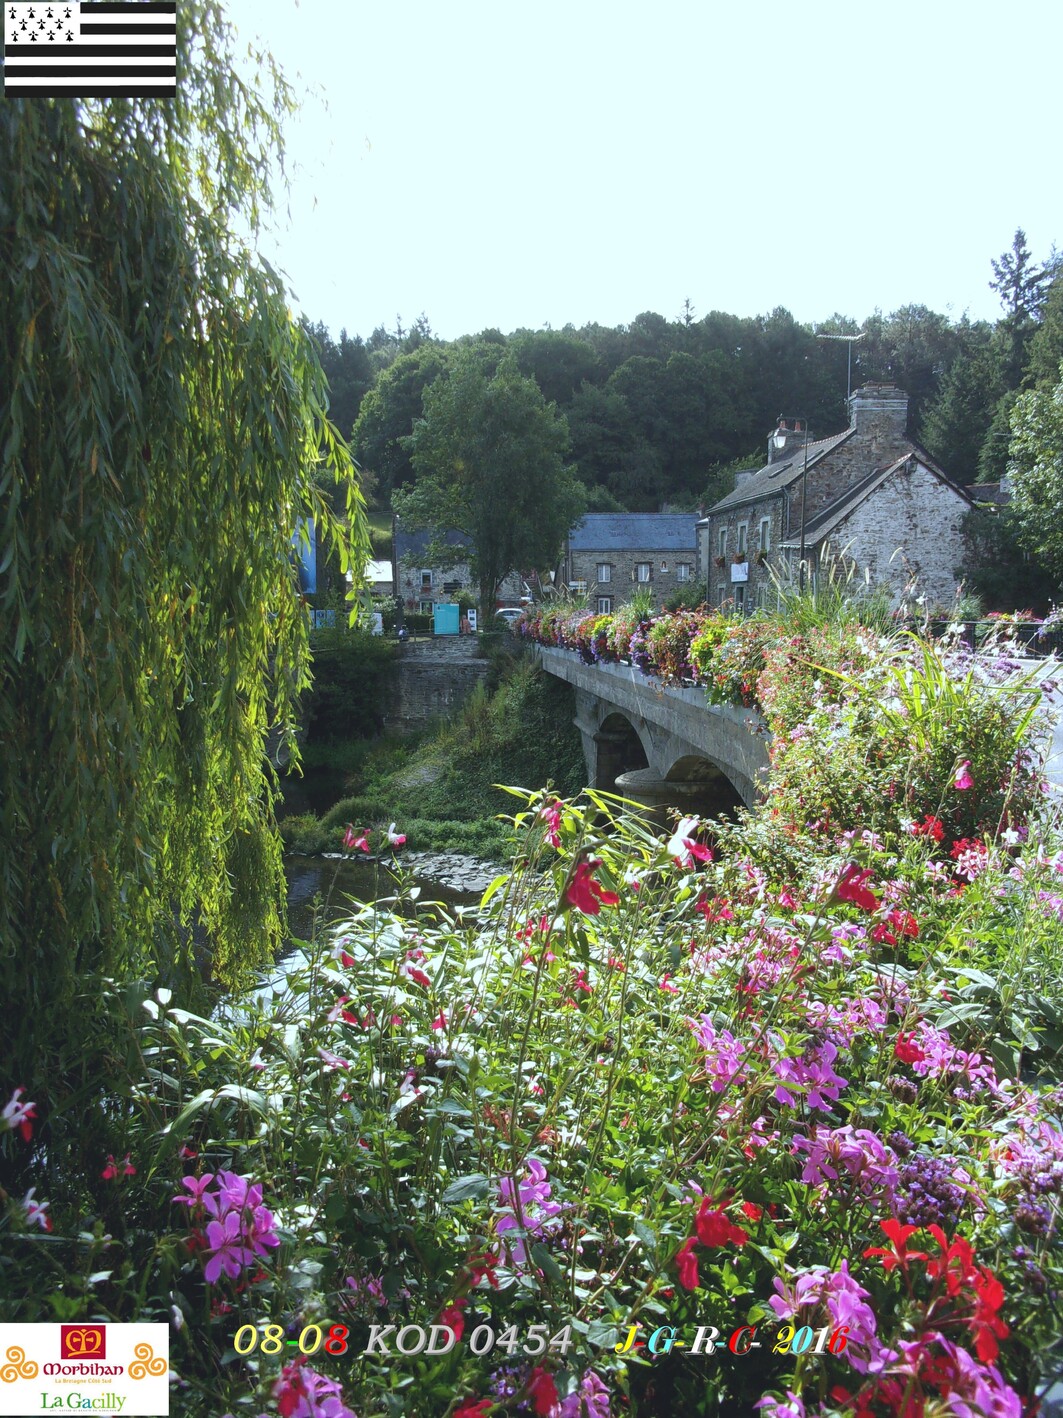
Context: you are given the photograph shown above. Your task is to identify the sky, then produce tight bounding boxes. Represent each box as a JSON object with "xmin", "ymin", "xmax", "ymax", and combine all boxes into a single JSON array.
[{"xmin": 222, "ymin": 0, "xmax": 1062, "ymax": 343}]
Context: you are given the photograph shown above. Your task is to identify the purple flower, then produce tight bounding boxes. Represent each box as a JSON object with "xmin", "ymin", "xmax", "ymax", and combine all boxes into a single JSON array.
[
  {"xmin": 204, "ymin": 1210, "xmax": 257, "ymax": 1283},
  {"xmin": 688, "ymin": 1014, "xmax": 747, "ymax": 1092},
  {"xmin": 754, "ymin": 1394, "xmax": 805, "ymax": 1418},
  {"xmin": 769, "ymin": 1263, "xmax": 877, "ymax": 1374},
  {"xmin": 496, "ymin": 1157, "xmax": 565, "ymax": 1268},
  {"xmin": 792, "ymin": 1125, "xmax": 898, "ymax": 1198},
  {"xmin": 559, "ymin": 1368, "xmax": 611, "ymax": 1418},
  {"xmin": 773, "ymin": 1038, "xmax": 847, "ymax": 1111}
]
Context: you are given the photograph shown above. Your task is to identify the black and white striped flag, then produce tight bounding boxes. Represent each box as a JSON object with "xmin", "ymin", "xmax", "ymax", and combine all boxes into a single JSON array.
[{"xmin": 3, "ymin": 1, "xmax": 176, "ymax": 98}]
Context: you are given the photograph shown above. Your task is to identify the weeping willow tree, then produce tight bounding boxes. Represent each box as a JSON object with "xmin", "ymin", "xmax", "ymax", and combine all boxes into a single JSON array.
[{"xmin": 0, "ymin": 6, "xmax": 369, "ymax": 1119}]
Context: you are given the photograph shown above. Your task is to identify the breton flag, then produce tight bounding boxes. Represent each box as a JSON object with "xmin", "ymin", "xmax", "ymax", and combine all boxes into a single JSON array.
[{"xmin": 3, "ymin": 1, "xmax": 176, "ymax": 98}]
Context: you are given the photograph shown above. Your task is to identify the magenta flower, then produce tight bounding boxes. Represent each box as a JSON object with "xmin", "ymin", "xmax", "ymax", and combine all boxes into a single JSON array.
[
  {"xmin": 204, "ymin": 1210, "xmax": 257, "ymax": 1283},
  {"xmin": 386, "ymin": 822, "xmax": 406, "ymax": 848},
  {"xmin": 271, "ymin": 1357, "xmax": 357, "ymax": 1418},
  {"xmin": 954, "ymin": 759, "xmax": 974, "ymax": 789},
  {"xmin": 173, "ymin": 1173, "xmax": 216, "ymax": 1208}
]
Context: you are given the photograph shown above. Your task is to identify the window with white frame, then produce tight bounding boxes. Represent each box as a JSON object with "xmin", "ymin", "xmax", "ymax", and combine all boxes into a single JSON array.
[
  {"xmin": 737, "ymin": 523, "xmax": 748, "ymax": 557},
  {"xmin": 420, "ymin": 569, "xmax": 433, "ymax": 591},
  {"xmin": 660, "ymin": 560, "xmax": 668, "ymax": 573},
  {"xmin": 597, "ymin": 596, "xmax": 612, "ymax": 614},
  {"xmin": 597, "ymin": 563, "xmax": 611, "ymax": 583},
  {"xmin": 676, "ymin": 563, "xmax": 692, "ymax": 582},
  {"xmin": 636, "ymin": 562, "xmax": 652, "ymax": 582},
  {"xmin": 718, "ymin": 528, "xmax": 728, "ymax": 558},
  {"xmin": 759, "ymin": 517, "xmax": 771, "ymax": 553},
  {"xmin": 419, "ymin": 599, "xmax": 433, "ymax": 615}
]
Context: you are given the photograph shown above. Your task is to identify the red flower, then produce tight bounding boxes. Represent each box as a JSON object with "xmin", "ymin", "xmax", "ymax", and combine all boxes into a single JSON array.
[
  {"xmin": 101, "ymin": 1153, "xmax": 136, "ymax": 1180},
  {"xmin": 694, "ymin": 1198, "xmax": 748, "ymax": 1248},
  {"xmin": 438, "ymin": 1298, "xmax": 467, "ymax": 1342},
  {"xmin": 911, "ymin": 814, "xmax": 945, "ymax": 842},
  {"xmin": 405, "ymin": 965, "xmax": 431, "ymax": 989},
  {"xmin": 465, "ymin": 1252, "xmax": 500, "ymax": 1289},
  {"xmin": 871, "ymin": 923, "xmax": 897, "ymax": 945},
  {"xmin": 887, "ymin": 909, "xmax": 919, "ymax": 938},
  {"xmin": 563, "ymin": 857, "xmax": 620, "ymax": 916},
  {"xmin": 343, "ymin": 825, "xmax": 371, "ymax": 852},
  {"xmin": 925, "ymin": 1226, "xmax": 978, "ymax": 1296},
  {"xmin": 526, "ymin": 1366, "xmax": 559, "ymax": 1416},
  {"xmin": 696, "ymin": 896, "xmax": 734, "ymax": 923},
  {"xmin": 970, "ymin": 1265, "xmax": 1009, "ymax": 1362},
  {"xmin": 836, "ymin": 864, "xmax": 880, "ymax": 911},
  {"xmin": 454, "ymin": 1403, "xmax": 492, "ymax": 1418},
  {"xmin": 741, "ymin": 1200, "xmax": 763, "ymax": 1222},
  {"xmin": 894, "ymin": 1033, "xmax": 926, "ymax": 1065},
  {"xmin": 676, "ymin": 1236, "xmax": 700, "ymax": 1289},
  {"xmin": 863, "ymin": 1218, "xmax": 928, "ymax": 1272}
]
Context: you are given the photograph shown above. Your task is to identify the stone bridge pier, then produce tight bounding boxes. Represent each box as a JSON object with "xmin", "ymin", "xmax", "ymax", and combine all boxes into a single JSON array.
[{"xmin": 537, "ymin": 646, "xmax": 770, "ymax": 819}]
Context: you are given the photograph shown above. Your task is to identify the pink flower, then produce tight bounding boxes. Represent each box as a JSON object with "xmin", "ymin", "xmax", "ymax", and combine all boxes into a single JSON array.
[
  {"xmin": 659, "ymin": 974, "xmax": 680, "ymax": 994},
  {"xmin": 404, "ymin": 963, "xmax": 432, "ymax": 989},
  {"xmin": 343, "ymin": 825, "xmax": 371, "ymax": 852},
  {"xmin": 954, "ymin": 759, "xmax": 974, "ymax": 790},
  {"xmin": 386, "ymin": 822, "xmax": 406, "ymax": 848},
  {"xmin": 2, "ymin": 1087, "xmax": 37, "ymax": 1142},
  {"xmin": 667, "ymin": 815, "xmax": 714, "ymax": 868},
  {"xmin": 538, "ymin": 798, "xmax": 563, "ymax": 849},
  {"xmin": 173, "ymin": 1173, "xmax": 216, "ymax": 1208},
  {"xmin": 272, "ymin": 1357, "xmax": 357, "ymax": 1418}
]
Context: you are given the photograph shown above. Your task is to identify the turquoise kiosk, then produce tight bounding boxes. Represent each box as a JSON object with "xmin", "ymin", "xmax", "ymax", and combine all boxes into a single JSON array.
[{"xmin": 433, "ymin": 602, "xmax": 460, "ymax": 636}]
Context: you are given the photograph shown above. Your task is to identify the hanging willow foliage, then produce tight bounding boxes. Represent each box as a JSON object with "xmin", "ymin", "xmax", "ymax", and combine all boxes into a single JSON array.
[{"xmin": 0, "ymin": 4, "xmax": 369, "ymax": 1100}]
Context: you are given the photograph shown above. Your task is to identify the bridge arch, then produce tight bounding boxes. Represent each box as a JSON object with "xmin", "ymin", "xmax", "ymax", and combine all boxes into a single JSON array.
[
  {"xmin": 593, "ymin": 711, "xmax": 650, "ymax": 792},
  {"xmin": 663, "ymin": 753, "xmax": 745, "ymax": 818}
]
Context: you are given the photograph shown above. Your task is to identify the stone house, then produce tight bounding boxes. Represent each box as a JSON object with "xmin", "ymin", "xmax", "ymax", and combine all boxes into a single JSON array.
[
  {"xmin": 698, "ymin": 385, "xmax": 975, "ymax": 612},
  {"xmin": 565, "ymin": 514, "xmax": 700, "ymax": 612},
  {"xmin": 392, "ymin": 518, "xmax": 525, "ymax": 613}
]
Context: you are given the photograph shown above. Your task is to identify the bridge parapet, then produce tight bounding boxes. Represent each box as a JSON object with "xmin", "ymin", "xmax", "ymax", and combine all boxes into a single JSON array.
[{"xmin": 535, "ymin": 645, "xmax": 770, "ymax": 809}]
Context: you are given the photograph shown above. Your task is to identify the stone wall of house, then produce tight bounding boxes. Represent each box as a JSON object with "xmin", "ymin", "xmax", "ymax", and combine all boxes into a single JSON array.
[
  {"xmin": 826, "ymin": 460, "xmax": 968, "ymax": 609},
  {"xmin": 394, "ymin": 557, "xmax": 523, "ymax": 609},
  {"xmin": 707, "ymin": 498, "xmax": 785, "ymax": 608},
  {"xmin": 568, "ymin": 547, "xmax": 700, "ymax": 608},
  {"xmin": 797, "ymin": 428, "xmax": 912, "ymax": 529}
]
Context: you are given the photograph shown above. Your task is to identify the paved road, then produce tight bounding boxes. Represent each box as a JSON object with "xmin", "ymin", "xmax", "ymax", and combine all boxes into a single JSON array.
[{"xmin": 1016, "ymin": 657, "xmax": 1063, "ymax": 799}]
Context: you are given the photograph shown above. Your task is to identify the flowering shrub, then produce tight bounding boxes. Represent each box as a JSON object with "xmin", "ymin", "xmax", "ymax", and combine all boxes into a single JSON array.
[
  {"xmin": 4, "ymin": 610, "xmax": 1063, "ymax": 1417},
  {"xmin": 645, "ymin": 609, "xmax": 709, "ymax": 685}
]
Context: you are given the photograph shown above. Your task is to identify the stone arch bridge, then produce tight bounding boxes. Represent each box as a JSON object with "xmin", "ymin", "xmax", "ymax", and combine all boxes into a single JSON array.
[{"xmin": 536, "ymin": 645, "xmax": 770, "ymax": 817}]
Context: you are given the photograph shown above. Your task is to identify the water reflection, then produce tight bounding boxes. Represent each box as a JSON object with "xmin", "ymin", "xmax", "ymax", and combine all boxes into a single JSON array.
[{"xmin": 283, "ymin": 854, "xmax": 481, "ymax": 945}]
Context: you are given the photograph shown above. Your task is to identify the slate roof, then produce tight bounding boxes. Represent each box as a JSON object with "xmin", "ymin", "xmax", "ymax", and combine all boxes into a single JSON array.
[
  {"xmin": 568, "ymin": 513, "xmax": 698, "ymax": 551},
  {"xmin": 776, "ymin": 453, "xmax": 976, "ymax": 549},
  {"xmin": 708, "ymin": 429, "xmax": 854, "ymax": 514},
  {"xmin": 394, "ymin": 525, "xmax": 471, "ymax": 562}
]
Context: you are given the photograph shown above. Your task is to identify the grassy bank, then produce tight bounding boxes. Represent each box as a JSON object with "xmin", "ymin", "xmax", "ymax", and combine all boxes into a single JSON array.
[{"xmin": 279, "ymin": 657, "xmax": 586, "ymax": 859}]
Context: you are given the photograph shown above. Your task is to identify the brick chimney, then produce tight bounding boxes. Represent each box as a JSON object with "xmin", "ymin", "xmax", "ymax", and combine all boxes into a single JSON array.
[
  {"xmin": 846, "ymin": 385, "xmax": 909, "ymax": 449},
  {"xmin": 767, "ymin": 417, "xmax": 809, "ymax": 465}
]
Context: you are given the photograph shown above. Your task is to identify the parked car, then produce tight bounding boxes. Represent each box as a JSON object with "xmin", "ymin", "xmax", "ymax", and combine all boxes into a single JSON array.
[{"xmin": 495, "ymin": 608, "xmax": 524, "ymax": 625}]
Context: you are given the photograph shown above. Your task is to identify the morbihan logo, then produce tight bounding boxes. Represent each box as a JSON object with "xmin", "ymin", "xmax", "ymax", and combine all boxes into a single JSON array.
[{"xmin": 0, "ymin": 1325, "xmax": 168, "ymax": 1417}]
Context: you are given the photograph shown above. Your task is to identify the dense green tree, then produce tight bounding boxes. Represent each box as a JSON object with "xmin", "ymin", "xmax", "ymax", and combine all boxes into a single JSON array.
[
  {"xmin": 1007, "ymin": 365, "xmax": 1063, "ymax": 592},
  {"xmin": 920, "ymin": 341, "xmax": 1006, "ymax": 482},
  {"xmin": 1026, "ymin": 270, "xmax": 1063, "ymax": 390},
  {"xmin": 351, "ymin": 344, "xmax": 450, "ymax": 494},
  {"xmin": 990, "ymin": 228, "xmax": 1052, "ymax": 387},
  {"xmin": 302, "ymin": 321, "xmax": 374, "ymax": 437},
  {"xmin": 0, "ymin": 7, "xmax": 367, "ymax": 1122},
  {"xmin": 510, "ymin": 329, "xmax": 600, "ymax": 406},
  {"xmin": 395, "ymin": 352, "xmax": 585, "ymax": 612}
]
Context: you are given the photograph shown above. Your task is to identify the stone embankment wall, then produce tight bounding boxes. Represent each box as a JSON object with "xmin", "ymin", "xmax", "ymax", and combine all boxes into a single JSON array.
[{"xmin": 385, "ymin": 637, "xmax": 489, "ymax": 733}]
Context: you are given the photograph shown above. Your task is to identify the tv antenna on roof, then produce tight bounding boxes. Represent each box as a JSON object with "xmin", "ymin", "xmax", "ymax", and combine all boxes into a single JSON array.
[{"xmin": 816, "ymin": 331, "xmax": 865, "ymax": 402}]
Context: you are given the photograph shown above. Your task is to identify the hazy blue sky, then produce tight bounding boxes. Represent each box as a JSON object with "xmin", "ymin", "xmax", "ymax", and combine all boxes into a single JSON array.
[{"xmin": 223, "ymin": 0, "xmax": 1062, "ymax": 341}]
